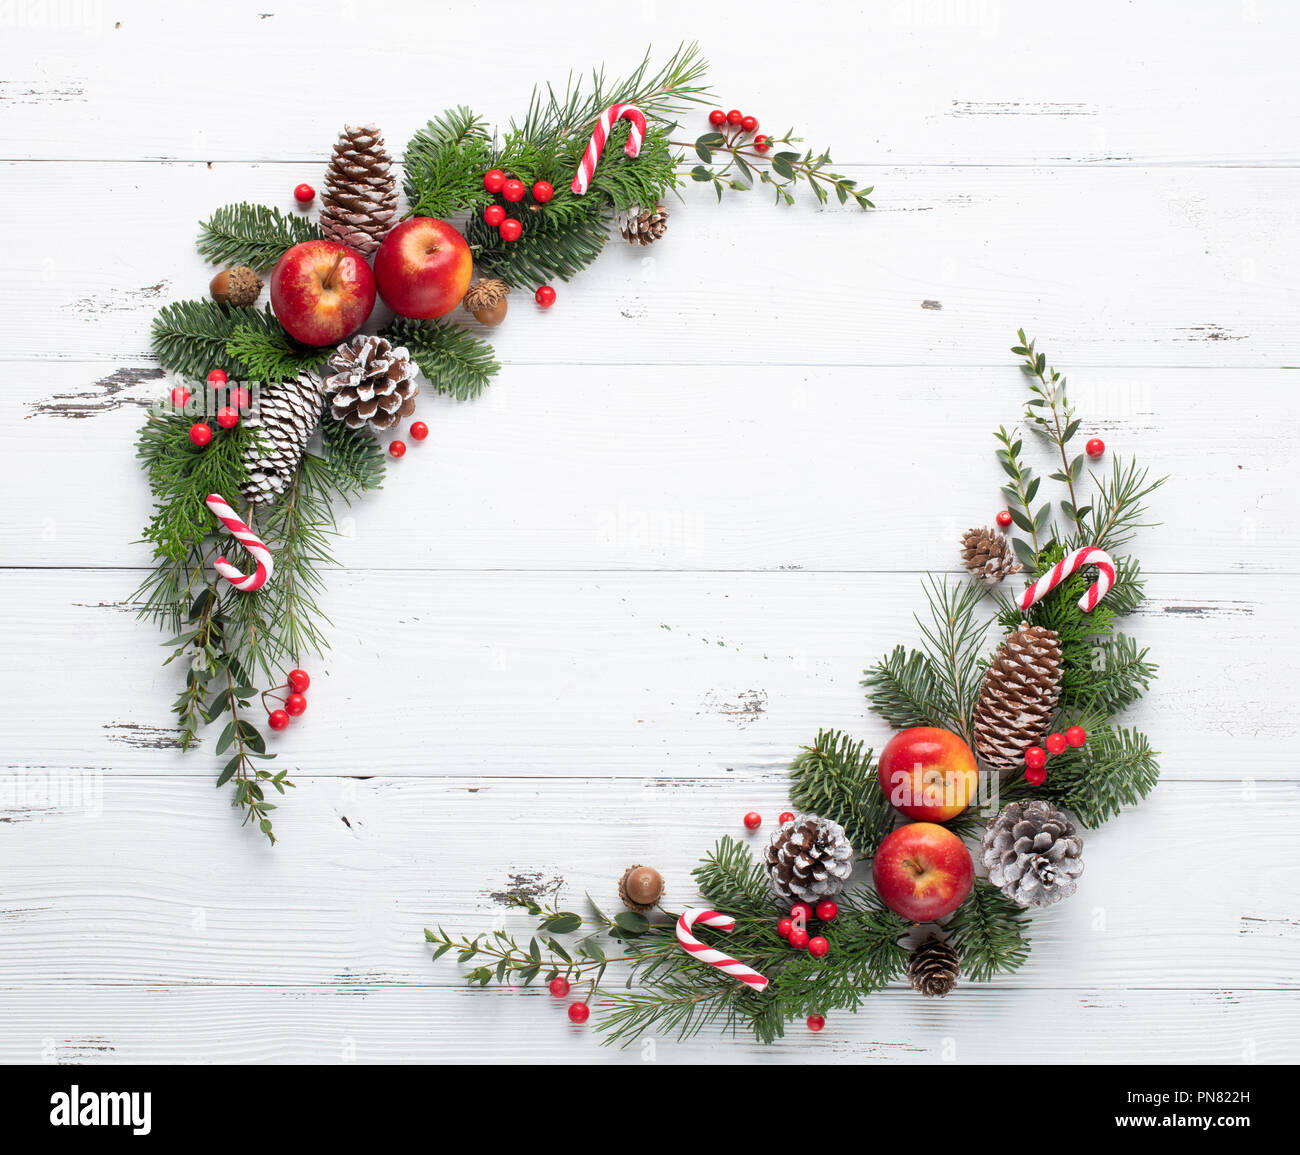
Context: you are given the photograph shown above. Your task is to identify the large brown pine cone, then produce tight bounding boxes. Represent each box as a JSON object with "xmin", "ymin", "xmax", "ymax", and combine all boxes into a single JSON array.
[
  {"xmin": 972, "ymin": 623, "xmax": 1062, "ymax": 772},
  {"xmin": 982, "ymin": 800, "xmax": 1084, "ymax": 908},
  {"xmin": 960, "ymin": 527, "xmax": 1022, "ymax": 584},
  {"xmin": 323, "ymin": 335, "xmax": 418, "ymax": 432},
  {"xmin": 763, "ymin": 814, "xmax": 855, "ymax": 905},
  {"xmin": 319, "ymin": 124, "xmax": 398, "ymax": 256}
]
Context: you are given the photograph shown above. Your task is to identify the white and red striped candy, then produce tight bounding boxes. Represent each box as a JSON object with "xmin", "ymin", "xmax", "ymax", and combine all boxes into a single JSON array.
[
  {"xmin": 570, "ymin": 102, "xmax": 647, "ymax": 196},
  {"xmin": 205, "ymin": 493, "xmax": 273, "ymax": 593},
  {"xmin": 1019, "ymin": 545, "xmax": 1116, "ymax": 614},
  {"xmin": 675, "ymin": 908, "xmax": 769, "ymax": 993}
]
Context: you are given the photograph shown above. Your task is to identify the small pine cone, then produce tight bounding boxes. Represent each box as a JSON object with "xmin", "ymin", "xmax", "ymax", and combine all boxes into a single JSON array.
[
  {"xmin": 961, "ymin": 527, "xmax": 1022, "ymax": 584},
  {"xmin": 763, "ymin": 814, "xmax": 855, "ymax": 905},
  {"xmin": 240, "ymin": 374, "xmax": 326, "ymax": 504},
  {"xmin": 618, "ymin": 204, "xmax": 669, "ymax": 246},
  {"xmin": 982, "ymin": 800, "xmax": 1084, "ymax": 908},
  {"xmin": 323, "ymin": 335, "xmax": 418, "ymax": 432},
  {"xmin": 972, "ymin": 623, "xmax": 1062, "ymax": 772},
  {"xmin": 906, "ymin": 937, "xmax": 961, "ymax": 997},
  {"xmin": 319, "ymin": 124, "xmax": 398, "ymax": 256}
]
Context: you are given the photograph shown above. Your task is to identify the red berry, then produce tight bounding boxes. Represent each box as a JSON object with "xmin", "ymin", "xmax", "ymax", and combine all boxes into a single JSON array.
[
  {"xmin": 499, "ymin": 218, "xmax": 522, "ymax": 242},
  {"xmin": 409, "ymin": 421, "xmax": 429, "ymax": 442},
  {"xmin": 1025, "ymin": 765, "xmax": 1048, "ymax": 786},
  {"xmin": 1086, "ymin": 437, "xmax": 1106, "ymax": 458},
  {"xmin": 389, "ymin": 440, "xmax": 407, "ymax": 459},
  {"xmin": 531, "ymin": 180, "xmax": 554, "ymax": 203},
  {"xmin": 170, "ymin": 386, "xmax": 191, "ymax": 408},
  {"xmin": 502, "ymin": 178, "xmax": 526, "ymax": 203},
  {"xmin": 808, "ymin": 936, "xmax": 830, "ymax": 959},
  {"xmin": 776, "ymin": 918, "xmax": 793, "ymax": 938},
  {"xmin": 567, "ymin": 1002, "xmax": 590, "ymax": 1024},
  {"xmin": 548, "ymin": 977, "xmax": 570, "ymax": 998},
  {"xmin": 753, "ymin": 135, "xmax": 770, "ymax": 152},
  {"xmin": 483, "ymin": 204, "xmax": 506, "ymax": 228},
  {"xmin": 788, "ymin": 927, "xmax": 810, "ymax": 950},
  {"xmin": 483, "ymin": 169, "xmax": 506, "ymax": 193},
  {"xmin": 726, "ymin": 109, "xmax": 743, "ymax": 125},
  {"xmin": 741, "ymin": 115, "xmax": 759, "ymax": 133},
  {"xmin": 188, "ymin": 422, "xmax": 213, "ymax": 447},
  {"xmin": 789, "ymin": 902, "xmax": 814, "ymax": 925},
  {"xmin": 216, "ymin": 406, "xmax": 239, "ymax": 430},
  {"xmin": 293, "ymin": 183, "xmax": 315, "ymax": 204},
  {"xmin": 996, "ymin": 509, "xmax": 1013, "ymax": 528},
  {"xmin": 742, "ymin": 811, "xmax": 762, "ymax": 830},
  {"xmin": 534, "ymin": 285, "xmax": 557, "ymax": 308},
  {"xmin": 229, "ymin": 386, "xmax": 251, "ymax": 410},
  {"xmin": 778, "ymin": 811, "xmax": 795, "ymax": 825},
  {"xmin": 708, "ymin": 109, "xmax": 727, "ymax": 126},
  {"xmin": 284, "ymin": 692, "xmax": 307, "ymax": 717},
  {"xmin": 267, "ymin": 709, "xmax": 290, "ymax": 731},
  {"xmin": 287, "ymin": 669, "xmax": 310, "ymax": 694},
  {"xmin": 207, "ymin": 369, "xmax": 228, "ymax": 387},
  {"xmin": 1045, "ymin": 732, "xmax": 1068, "ymax": 756},
  {"xmin": 815, "ymin": 900, "xmax": 839, "ymax": 922},
  {"xmin": 1024, "ymin": 746, "xmax": 1047, "ymax": 771},
  {"xmin": 807, "ymin": 1014, "xmax": 826, "ymax": 1032},
  {"xmin": 1065, "ymin": 725, "xmax": 1088, "ymax": 748}
]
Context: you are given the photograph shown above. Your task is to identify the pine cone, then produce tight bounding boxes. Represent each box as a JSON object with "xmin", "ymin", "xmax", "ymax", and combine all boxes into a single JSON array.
[
  {"xmin": 323, "ymin": 335, "xmax": 418, "ymax": 432},
  {"xmin": 982, "ymin": 800, "xmax": 1084, "ymax": 908},
  {"xmin": 961, "ymin": 527, "xmax": 1022, "ymax": 584},
  {"xmin": 906, "ymin": 937, "xmax": 960, "ymax": 997},
  {"xmin": 319, "ymin": 124, "xmax": 398, "ymax": 256},
  {"xmin": 240, "ymin": 374, "xmax": 325, "ymax": 504},
  {"xmin": 618, "ymin": 204, "xmax": 669, "ymax": 246},
  {"xmin": 763, "ymin": 814, "xmax": 855, "ymax": 905},
  {"xmin": 972, "ymin": 623, "xmax": 1062, "ymax": 772}
]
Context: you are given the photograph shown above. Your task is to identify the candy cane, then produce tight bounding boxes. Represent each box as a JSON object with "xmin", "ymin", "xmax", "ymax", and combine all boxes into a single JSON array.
[
  {"xmin": 675, "ymin": 908, "xmax": 769, "ymax": 993},
  {"xmin": 205, "ymin": 493, "xmax": 273, "ymax": 592},
  {"xmin": 570, "ymin": 102, "xmax": 647, "ymax": 195},
  {"xmin": 1019, "ymin": 545, "xmax": 1116, "ymax": 614}
]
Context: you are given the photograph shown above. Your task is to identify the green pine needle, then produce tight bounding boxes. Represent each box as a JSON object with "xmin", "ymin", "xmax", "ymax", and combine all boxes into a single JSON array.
[
  {"xmin": 197, "ymin": 202, "xmax": 320, "ymax": 270},
  {"xmin": 788, "ymin": 729, "xmax": 896, "ymax": 858},
  {"xmin": 225, "ymin": 320, "xmax": 333, "ymax": 382},
  {"xmin": 383, "ymin": 316, "xmax": 500, "ymax": 401},
  {"xmin": 945, "ymin": 878, "xmax": 1031, "ymax": 983}
]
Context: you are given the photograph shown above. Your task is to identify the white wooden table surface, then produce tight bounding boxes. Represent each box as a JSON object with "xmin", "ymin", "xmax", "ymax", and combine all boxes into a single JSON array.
[{"xmin": 2, "ymin": 0, "xmax": 1297, "ymax": 1064}]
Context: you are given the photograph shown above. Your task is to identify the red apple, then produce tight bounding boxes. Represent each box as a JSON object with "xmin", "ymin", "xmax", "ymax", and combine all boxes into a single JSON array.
[
  {"xmin": 878, "ymin": 726, "xmax": 979, "ymax": 822},
  {"xmin": 872, "ymin": 822, "xmax": 974, "ymax": 922},
  {"xmin": 269, "ymin": 240, "xmax": 375, "ymax": 346},
  {"xmin": 373, "ymin": 217, "xmax": 473, "ymax": 319}
]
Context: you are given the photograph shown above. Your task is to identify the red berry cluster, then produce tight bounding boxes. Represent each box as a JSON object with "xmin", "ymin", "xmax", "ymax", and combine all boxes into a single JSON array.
[
  {"xmin": 387, "ymin": 419, "xmax": 430, "ymax": 460},
  {"xmin": 179, "ymin": 368, "xmax": 253, "ymax": 447},
  {"xmin": 265, "ymin": 668, "xmax": 311, "ymax": 732},
  {"xmin": 707, "ymin": 107, "xmax": 770, "ymax": 152},
  {"xmin": 480, "ymin": 169, "xmax": 554, "ymax": 244},
  {"xmin": 776, "ymin": 899, "xmax": 837, "ymax": 959},
  {"xmin": 1023, "ymin": 725, "xmax": 1087, "ymax": 784},
  {"xmin": 547, "ymin": 975, "xmax": 593, "ymax": 1025}
]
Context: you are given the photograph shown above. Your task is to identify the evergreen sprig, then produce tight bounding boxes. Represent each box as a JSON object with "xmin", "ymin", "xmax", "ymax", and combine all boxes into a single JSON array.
[
  {"xmin": 197, "ymin": 202, "xmax": 320, "ymax": 270},
  {"xmin": 687, "ymin": 128, "xmax": 874, "ymax": 208},
  {"xmin": 692, "ymin": 836, "xmax": 776, "ymax": 916},
  {"xmin": 382, "ymin": 316, "xmax": 500, "ymax": 400},
  {"xmin": 789, "ymin": 729, "xmax": 896, "ymax": 857},
  {"xmin": 944, "ymin": 878, "xmax": 1031, "ymax": 983},
  {"xmin": 225, "ymin": 320, "xmax": 332, "ymax": 382},
  {"xmin": 152, "ymin": 300, "xmax": 272, "ymax": 380},
  {"xmin": 403, "ymin": 107, "xmax": 495, "ymax": 220}
]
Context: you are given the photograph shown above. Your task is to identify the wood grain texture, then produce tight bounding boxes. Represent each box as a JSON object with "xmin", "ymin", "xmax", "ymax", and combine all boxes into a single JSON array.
[{"xmin": 0, "ymin": 0, "xmax": 1295, "ymax": 1064}]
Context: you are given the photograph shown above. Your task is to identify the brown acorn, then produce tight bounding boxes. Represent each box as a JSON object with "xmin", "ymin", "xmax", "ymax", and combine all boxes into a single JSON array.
[
  {"xmin": 209, "ymin": 265, "xmax": 262, "ymax": 308},
  {"xmin": 462, "ymin": 278, "xmax": 510, "ymax": 327},
  {"xmin": 618, "ymin": 865, "xmax": 664, "ymax": 913}
]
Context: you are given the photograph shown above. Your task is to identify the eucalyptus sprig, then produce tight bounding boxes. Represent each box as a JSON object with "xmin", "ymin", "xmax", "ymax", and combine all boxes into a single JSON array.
[
  {"xmin": 1012, "ymin": 330, "xmax": 1088, "ymax": 534},
  {"xmin": 684, "ymin": 126, "xmax": 874, "ymax": 207},
  {"xmin": 993, "ymin": 424, "xmax": 1051, "ymax": 566}
]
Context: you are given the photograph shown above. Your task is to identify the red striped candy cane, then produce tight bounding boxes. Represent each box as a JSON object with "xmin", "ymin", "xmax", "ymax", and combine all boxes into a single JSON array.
[
  {"xmin": 675, "ymin": 908, "xmax": 769, "ymax": 993},
  {"xmin": 570, "ymin": 102, "xmax": 647, "ymax": 195},
  {"xmin": 205, "ymin": 493, "xmax": 273, "ymax": 593},
  {"xmin": 1019, "ymin": 545, "xmax": 1116, "ymax": 614}
]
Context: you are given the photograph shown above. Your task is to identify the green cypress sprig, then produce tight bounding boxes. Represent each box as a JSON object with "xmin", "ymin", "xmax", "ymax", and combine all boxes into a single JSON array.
[
  {"xmin": 403, "ymin": 106, "xmax": 495, "ymax": 220},
  {"xmin": 197, "ymin": 202, "xmax": 320, "ymax": 270},
  {"xmin": 151, "ymin": 300, "xmax": 269, "ymax": 380},
  {"xmin": 225, "ymin": 320, "xmax": 333, "ymax": 382},
  {"xmin": 382, "ymin": 316, "xmax": 500, "ymax": 400}
]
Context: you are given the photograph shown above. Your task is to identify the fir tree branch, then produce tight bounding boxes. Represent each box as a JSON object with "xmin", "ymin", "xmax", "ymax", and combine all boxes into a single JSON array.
[
  {"xmin": 383, "ymin": 316, "xmax": 500, "ymax": 400},
  {"xmin": 1041, "ymin": 724, "xmax": 1160, "ymax": 827},
  {"xmin": 944, "ymin": 878, "xmax": 1031, "ymax": 983},
  {"xmin": 403, "ymin": 106, "xmax": 495, "ymax": 220},
  {"xmin": 911, "ymin": 576, "xmax": 993, "ymax": 745},
  {"xmin": 197, "ymin": 202, "xmax": 320, "ymax": 270},
  {"xmin": 151, "ymin": 300, "xmax": 280, "ymax": 380},
  {"xmin": 692, "ymin": 836, "xmax": 776, "ymax": 916},
  {"xmin": 862, "ymin": 645, "xmax": 950, "ymax": 733},
  {"xmin": 788, "ymin": 729, "xmax": 896, "ymax": 857},
  {"xmin": 319, "ymin": 420, "xmax": 386, "ymax": 499}
]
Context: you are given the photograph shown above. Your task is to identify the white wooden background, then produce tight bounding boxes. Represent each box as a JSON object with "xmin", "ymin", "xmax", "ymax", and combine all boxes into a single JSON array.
[{"xmin": 1, "ymin": 0, "xmax": 1297, "ymax": 1065}]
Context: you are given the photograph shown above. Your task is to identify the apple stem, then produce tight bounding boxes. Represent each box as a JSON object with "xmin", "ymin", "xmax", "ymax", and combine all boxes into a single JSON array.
[
  {"xmin": 321, "ymin": 251, "xmax": 345, "ymax": 292},
  {"xmin": 903, "ymin": 857, "xmax": 926, "ymax": 878}
]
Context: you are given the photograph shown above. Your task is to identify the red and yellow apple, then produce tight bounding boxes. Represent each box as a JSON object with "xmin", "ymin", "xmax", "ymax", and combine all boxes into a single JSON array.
[
  {"xmin": 872, "ymin": 822, "xmax": 974, "ymax": 922},
  {"xmin": 269, "ymin": 240, "xmax": 375, "ymax": 346},
  {"xmin": 373, "ymin": 217, "xmax": 473, "ymax": 319},
  {"xmin": 878, "ymin": 726, "xmax": 978, "ymax": 821}
]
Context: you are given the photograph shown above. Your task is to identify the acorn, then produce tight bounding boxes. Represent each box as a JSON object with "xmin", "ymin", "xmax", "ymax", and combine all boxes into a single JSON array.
[
  {"xmin": 209, "ymin": 265, "xmax": 263, "ymax": 308},
  {"xmin": 462, "ymin": 277, "xmax": 510, "ymax": 327},
  {"xmin": 618, "ymin": 865, "xmax": 664, "ymax": 913}
]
